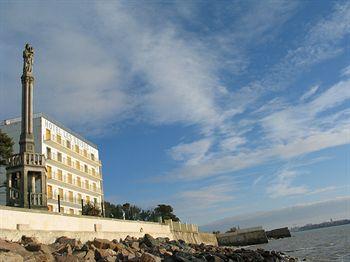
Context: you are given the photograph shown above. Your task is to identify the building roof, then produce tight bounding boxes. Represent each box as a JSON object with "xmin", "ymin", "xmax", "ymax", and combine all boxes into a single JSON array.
[{"xmin": 1, "ymin": 112, "xmax": 98, "ymax": 149}]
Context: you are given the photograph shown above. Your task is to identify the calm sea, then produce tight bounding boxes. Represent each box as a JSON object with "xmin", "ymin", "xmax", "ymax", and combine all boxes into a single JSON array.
[{"xmin": 250, "ymin": 224, "xmax": 350, "ymax": 261}]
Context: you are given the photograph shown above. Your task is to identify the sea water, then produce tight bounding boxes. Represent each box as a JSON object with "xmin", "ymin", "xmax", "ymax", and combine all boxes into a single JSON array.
[{"xmin": 250, "ymin": 224, "xmax": 350, "ymax": 261}]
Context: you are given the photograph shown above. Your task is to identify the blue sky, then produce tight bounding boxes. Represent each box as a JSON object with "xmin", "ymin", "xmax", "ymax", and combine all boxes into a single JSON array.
[{"xmin": 0, "ymin": 1, "xmax": 349, "ymax": 227}]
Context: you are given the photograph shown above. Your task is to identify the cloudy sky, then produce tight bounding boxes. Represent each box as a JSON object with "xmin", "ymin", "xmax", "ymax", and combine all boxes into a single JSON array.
[{"xmin": 0, "ymin": 1, "xmax": 349, "ymax": 227}]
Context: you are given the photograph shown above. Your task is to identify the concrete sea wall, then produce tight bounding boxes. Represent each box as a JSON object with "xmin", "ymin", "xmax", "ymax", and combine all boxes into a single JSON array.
[
  {"xmin": 266, "ymin": 227, "xmax": 291, "ymax": 239},
  {"xmin": 217, "ymin": 227, "xmax": 268, "ymax": 246},
  {"xmin": 0, "ymin": 206, "xmax": 217, "ymax": 246}
]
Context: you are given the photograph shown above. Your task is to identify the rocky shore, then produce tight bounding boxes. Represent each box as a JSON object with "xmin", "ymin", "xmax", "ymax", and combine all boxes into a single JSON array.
[{"xmin": 0, "ymin": 234, "xmax": 299, "ymax": 261}]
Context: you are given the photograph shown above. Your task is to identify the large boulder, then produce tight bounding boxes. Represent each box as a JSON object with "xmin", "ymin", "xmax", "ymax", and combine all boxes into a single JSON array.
[
  {"xmin": 142, "ymin": 234, "xmax": 160, "ymax": 248},
  {"xmin": 92, "ymin": 238, "xmax": 112, "ymax": 249},
  {"xmin": 20, "ymin": 236, "xmax": 38, "ymax": 246}
]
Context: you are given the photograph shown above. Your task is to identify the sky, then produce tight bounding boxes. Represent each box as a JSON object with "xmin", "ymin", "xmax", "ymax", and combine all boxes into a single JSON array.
[{"xmin": 0, "ymin": 0, "xmax": 349, "ymax": 228}]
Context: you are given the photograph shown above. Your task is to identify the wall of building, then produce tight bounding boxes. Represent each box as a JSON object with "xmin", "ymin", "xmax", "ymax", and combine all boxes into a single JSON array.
[
  {"xmin": 0, "ymin": 206, "xmax": 218, "ymax": 246},
  {"xmin": 0, "ymin": 114, "xmax": 104, "ymax": 215}
]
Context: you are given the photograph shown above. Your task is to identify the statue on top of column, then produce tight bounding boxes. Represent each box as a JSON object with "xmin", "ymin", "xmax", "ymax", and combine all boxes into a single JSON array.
[{"xmin": 23, "ymin": 43, "xmax": 34, "ymax": 75}]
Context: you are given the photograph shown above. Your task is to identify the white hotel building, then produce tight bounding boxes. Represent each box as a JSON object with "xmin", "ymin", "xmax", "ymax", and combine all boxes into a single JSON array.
[{"xmin": 0, "ymin": 113, "xmax": 104, "ymax": 215}]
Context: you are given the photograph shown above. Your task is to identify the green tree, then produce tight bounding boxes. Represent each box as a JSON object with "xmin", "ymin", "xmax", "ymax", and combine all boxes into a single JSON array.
[
  {"xmin": 154, "ymin": 204, "xmax": 180, "ymax": 222},
  {"xmin": 82, "ymin": 202, "xmax": 101, "ymax": 216},
  {"xmin": 0, "ymin": 129, "xmax": 14, "ymax": 165}
]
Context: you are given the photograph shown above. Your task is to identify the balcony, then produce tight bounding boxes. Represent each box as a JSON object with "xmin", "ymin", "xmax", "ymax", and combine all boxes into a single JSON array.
[
  {"xmin": 8, "ymin": 153, "xmax": 46, "ymax": 168},
  {"xmin": 48, "ymin": 171, "xmax": 102, "ymax": 194},
  {"xmin": 44, "ymin": 134, "xmax": 102, "ymax": 167},
  {"xmin": 46, "ymin": 152, "xmax": 102, "ymax": 180},
  {"xmin": 29, "ymin": 193, "xmax": 45, "ymax": 206}
]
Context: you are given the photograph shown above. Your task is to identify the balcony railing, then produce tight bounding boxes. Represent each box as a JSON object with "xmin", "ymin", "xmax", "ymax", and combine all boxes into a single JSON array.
[
  {"xmin": 9, "ymin": 187, "xmax": 21, "ymax": 200},
  {"xmin": 48, "ymin": 171, "xmax": 102, "ymax": 194},
  {"xmin": 8, "ymin": 153, "xmax": 45, "ymax": 168},
  {"xmin": 44, "ymin": 134, "xmax": 102, "ymax": 166},
  {"xmin": 46, "ymin": 152, "xmax": 101, "ymax": 179},
  {"xmin": 30, "ymin": 193, "xmax": 45, "ymax": 206}
]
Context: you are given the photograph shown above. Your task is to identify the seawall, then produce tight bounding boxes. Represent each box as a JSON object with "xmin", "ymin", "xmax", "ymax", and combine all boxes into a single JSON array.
[
  {"xmin": 0, "ymin": 206, "xmax": 217, "ymax": 246},
  {"xmin": 216, "ymin": 227, "xmax": 268, "ymax": 246},
  {"xmin": 266, "ymin": 227, "xmax": 291, "ymax": 239}
]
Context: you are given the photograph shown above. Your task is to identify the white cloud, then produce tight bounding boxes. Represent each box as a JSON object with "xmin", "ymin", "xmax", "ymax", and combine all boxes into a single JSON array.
[
  {"xmin": 169, "ymin": 139, "xmax": 212, "ymax": 166},
  {"xmin": 220, "ymin": 136, "xmax": 246, "ymax": 152},
  {"xmin": 300, "ymin": 85, "xmax": 319, "ymax": 101},
  {"xmin": 267, "ymin": 169, "xmax": 308, "ymax": 198}
]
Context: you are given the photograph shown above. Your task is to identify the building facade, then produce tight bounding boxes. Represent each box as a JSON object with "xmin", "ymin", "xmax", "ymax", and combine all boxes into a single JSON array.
[{"xmin": 0, "ymin": 113, "xmax": 104, "ymax": 215}]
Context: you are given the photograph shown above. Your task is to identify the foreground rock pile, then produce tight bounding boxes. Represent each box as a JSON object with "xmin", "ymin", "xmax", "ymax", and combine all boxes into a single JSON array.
[{"xmin": 0, "ymin": 234, "xmax": 299, "ymax": 261}]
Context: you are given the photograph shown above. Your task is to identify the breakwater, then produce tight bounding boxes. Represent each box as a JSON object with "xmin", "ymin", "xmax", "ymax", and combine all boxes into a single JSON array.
[{"xmin": 216, "ymin": 227, "xmax": 268, "ymax": 246}]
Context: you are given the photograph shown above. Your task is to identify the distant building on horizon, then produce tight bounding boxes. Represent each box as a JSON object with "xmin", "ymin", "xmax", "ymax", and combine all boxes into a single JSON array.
[{"xmin": 0, "ymin": 113, "xmax": 104, "ymax": 215}]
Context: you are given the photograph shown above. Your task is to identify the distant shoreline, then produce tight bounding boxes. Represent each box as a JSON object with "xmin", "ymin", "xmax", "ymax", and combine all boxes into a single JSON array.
[{"xmin": 291, "ymin": 219, "xmax": 350, "ymax": 232}]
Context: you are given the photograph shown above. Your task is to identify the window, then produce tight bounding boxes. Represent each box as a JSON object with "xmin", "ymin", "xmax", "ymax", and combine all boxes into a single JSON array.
[
  {"xmin": 83, "ymin": 149, "xmax": 87, "ymax": 157},
  {"xmin": 46, "ymin": 147, "xmax": 51, "ymax": 159},
  {"xmin": 75, "ymin": 145, "xmax": 80, "ymax": 154},
  {"xmin": 47, "ymin": 185, "xmax": 53, "ymax": 199},
  {"xmin": 86, "ymin": 196, "xmax": 90, "ymax": 204},
  {"xmin": 57, "ymin": 152, "xmax": 62, "ymax": 162},
  {"xmin": 57, "ymin": 170, "xmax": 63, "ymax": 181},
  {"xmin": 90, "ymin": 153, "xmax": 95, "ymax": 161},
  {"xmin": 45, "ymin": 129, "xmax": 51, "ymax": 140},
  {"xmin": 58, "ymin": 188, "xmax": 63, "ymax": 199},
  {"xmin": 69, "ymin": 209, "xmax": 74, "ymax": 215},
  {"xmin": 92, "ymin": 168, "xmax": 96, "ymax": 176},
  {"xmin": 84, "ymin": 164, "xmax": 88, "ymax": 173},
  {"xmin": 60, "ymin": 207, "xmax": 64, "ymax": 213},
  {"xmin": 67, "ymin": 173, "xmax": 72, "ymax": 184},
  {"xmin": 77, "ymin": 177, "xmax": 81, "ymax": 187},
  {"xmin": 77, "ymin": 193, "xmax": 82, "ymax": 203},
  {"xmin": 68, "ymin": 191, "xmax": 73, "ymax": 202},
  {"xmin": 48, "ymin": 205, "xmax": 53, "ymax": 212},
  {"xmin": 56, "ymin": 134, "xmax": 62, "ymax": 144},
  {"xmin": 94, "ymin": 198, "xmax": 97, "ymax": 204},
  {"xmin": 47, "ymin": 165, "xmax": 52, "ymax": 179},
  {"xmin": 66, "ymin": 140, "xmax": 71, "ymax": 149},
  {"xmin": 76, "ymin": 160, "xmax": 80, "ymax": 170},
  {"xmin": 67, "ymin": 156, "xmax": 72, "ymax": 166},
  {"xmin": 93, "ymin": 183, "xmax": 96, "ymax": 192},
  {"xmin": 85, "ymin": 180, "xmax": 89, "ymax": 190}
]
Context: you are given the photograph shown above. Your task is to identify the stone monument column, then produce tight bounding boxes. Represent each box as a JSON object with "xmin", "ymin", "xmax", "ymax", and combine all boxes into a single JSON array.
[
  {"xmin": 6, "ymin": 44, "xmax": 47, "ymax": 209},
  {"xmin": 19, "ymin": 44, "xmax": 35, "ymax": 153}
]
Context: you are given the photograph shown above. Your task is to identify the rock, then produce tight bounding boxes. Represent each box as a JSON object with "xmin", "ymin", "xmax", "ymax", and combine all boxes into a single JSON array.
[
  {"xmin": 20, "ymin": 236, "xmax": 38, "ymax": 246},
  {"xmin": 84, "ymin": 249, "xmax": 96, "ymax": 261},
  {"xmin": 140, "ymin": 252, "xmax": 162, "ymax": 262},
  {"xmin": 130, "ymin": 241, "xmax": 140, "ymax": 251},
  {"xmin": 143, "ymin": 234, "xmax": 160, "ymax": 248},
  {"xmin": 55, "ymin": 237, "xmax": 82, "ymax": 250},
  {"xmin": 54, "ymin": 243, "xmax": 73, "ymax": 255},
  {"xmin": 0, "ymin": 239, "xmax": 31, "ymax": 259},
  {"xmin": 92, "ymin": 238, "xmax": 112, "ymax": 249},
  {"xmin": 94, "ymin": 248, "xmax": 116, "ymax": 260},
  {"xmin": 55, "ymin": 254, "xmax": 81, "ymax": 262},
  {"xmin": 24, "ymin": 243, "xmax": 42, "ymax": 252},
  {"xmin": 0, "ymin": 252, "xmax": 24, "ymax": 262}
]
